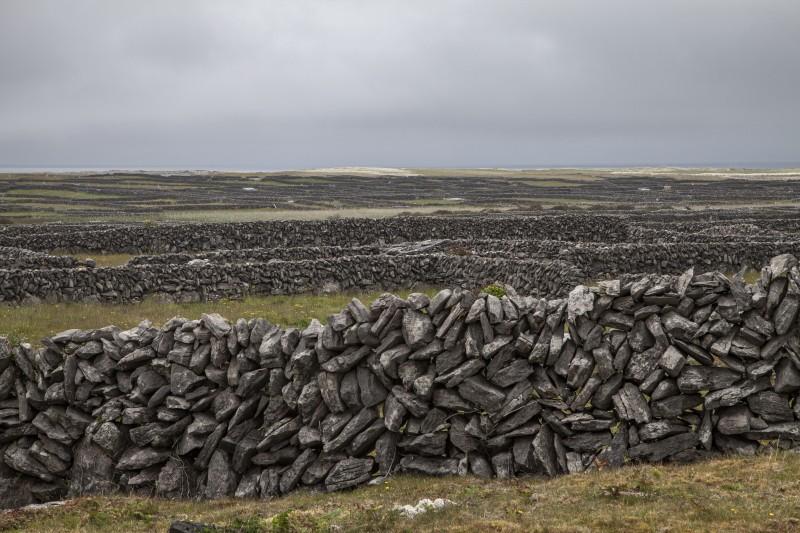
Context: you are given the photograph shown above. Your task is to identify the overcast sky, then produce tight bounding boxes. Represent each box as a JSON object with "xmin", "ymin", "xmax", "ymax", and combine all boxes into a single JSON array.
[{"xmin": 0, "ymin": 0, "xmax": 798, "ymax": 169}]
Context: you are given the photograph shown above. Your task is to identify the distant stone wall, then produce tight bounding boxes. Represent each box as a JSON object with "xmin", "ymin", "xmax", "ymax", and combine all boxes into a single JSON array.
[
  {"xmin": 0, "ymin": 215, "xmax": 630, "ymax": 253},
  {"xmin": 0, "ymin": 247, "xmax": 79, "ymax": 270},
  {"xmin": 4, "ymin": 238, "xmax": 800, "ymax": 305},
  {"xmin": 127, "ymin": 245, "xmax": 389, "ymax": 266},
  {"xmin": 2, "ymin": 254, "xmax": 800, "ymax": 508},
  {"xmin": 0, "ymin": 255, "xmax": 583, "ymax": 304}
]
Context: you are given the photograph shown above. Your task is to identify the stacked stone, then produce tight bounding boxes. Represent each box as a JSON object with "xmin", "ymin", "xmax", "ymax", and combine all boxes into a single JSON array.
[
  {"xmin": 0, "ymin": 247, "xmax": 79, "ymax": 270},
  {"xmin": 0, "ymin": 256, "xmax": 582, "ymax": 304},
  {"xmin": 2, "ymin": 254, "xmax": 800, "ymax": 508},
  {"xmin": 0, "ymin": 214, "xmax": 629, "ymax": 253},
  {"xmin": 128, "ymin": 245, "xmax": 388, "ymax": 266}
]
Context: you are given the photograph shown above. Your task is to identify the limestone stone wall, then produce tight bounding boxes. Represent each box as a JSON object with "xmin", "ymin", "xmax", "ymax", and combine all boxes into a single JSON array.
[{"xmin": 2, "ymin": 254, "xmax": 800, "ymax": 507}]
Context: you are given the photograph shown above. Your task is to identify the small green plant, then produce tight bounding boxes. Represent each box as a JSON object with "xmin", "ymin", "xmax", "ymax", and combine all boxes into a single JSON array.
[
  {"xmin": 482, "ymin": 283, "xmax": 506, "ymax": 298},
  {"xmin": 228, "ymin": 516, "xmax": 267, "ymax": 533},
  {"xmin": 270, "ymin": 511, "xmax": 292, "ymax": 533}
]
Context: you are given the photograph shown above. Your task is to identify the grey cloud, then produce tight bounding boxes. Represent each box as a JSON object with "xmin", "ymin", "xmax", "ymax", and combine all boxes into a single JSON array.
[{"xmin": 0, "ymin": 0, "xmax": 798, "ymax": 169}]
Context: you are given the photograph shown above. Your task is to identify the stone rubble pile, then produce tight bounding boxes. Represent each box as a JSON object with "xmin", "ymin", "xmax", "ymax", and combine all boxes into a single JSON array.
[{"xmin": 3, "ymin": 254, "xmax": 800, "ymax": 508}]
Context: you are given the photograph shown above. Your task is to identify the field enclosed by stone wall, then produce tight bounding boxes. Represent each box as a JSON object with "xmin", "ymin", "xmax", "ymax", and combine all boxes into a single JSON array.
[
  {"xmin": 2, "ymin": 252, "xmax": 800, "ymax": 508},
  {"xmin": 2, "ymin": 210, "xmax": 800, "ymax": 305}
]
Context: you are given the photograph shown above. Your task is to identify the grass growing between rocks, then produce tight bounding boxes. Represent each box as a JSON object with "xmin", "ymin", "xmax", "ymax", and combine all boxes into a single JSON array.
[
  {"xmin": 2, "ymin": 453, "xmax": 800, "ymax": 532},
  {"xmin": 0, "ymin": 288, "xmax": 439, "ymax": 345}
]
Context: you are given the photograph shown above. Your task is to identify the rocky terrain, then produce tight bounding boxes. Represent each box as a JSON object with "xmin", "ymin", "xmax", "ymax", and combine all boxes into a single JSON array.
[
  {"xmin": 2, "ymin": 252, "xmax": 800, "ymax": 508},
  {"xmin": 2, "ymin": 168, "xmax": 800, "ymax": 224},
  {"xmin": 1, "ymin": 211, "xmax": 800, "ymax": 304}
]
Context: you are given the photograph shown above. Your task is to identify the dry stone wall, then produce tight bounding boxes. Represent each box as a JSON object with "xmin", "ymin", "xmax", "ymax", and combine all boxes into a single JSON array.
[
  {"xmin": 0, "ymin": 256, "xmax": 582, "ymax": 304},
  {"xmin": 3, "ymin": 254, "xmax": 800, "ymax": 508},
  {"xmin": 0, "ymin": 247, "xmax": 79, "ymax": 270},
  {"xmin": 5, "ymin": 238, "xmax": 800, "ymax": 305},
  {"xmin": 0, "ymin": 215, "xmax": 630, "ymax": 253},
  {"xmin": 3, "ymin": 212, "xmax": 800, "ymax": 306}
]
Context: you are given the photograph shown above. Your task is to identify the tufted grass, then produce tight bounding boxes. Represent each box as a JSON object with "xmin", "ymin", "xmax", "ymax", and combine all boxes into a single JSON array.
[
  {"xmin": 2, "ymin": 452, "xmax": 799, "ymax": 532},
  {"xmin": 0, "ymin": 288, "xmax": 439, "ymax": 345}
]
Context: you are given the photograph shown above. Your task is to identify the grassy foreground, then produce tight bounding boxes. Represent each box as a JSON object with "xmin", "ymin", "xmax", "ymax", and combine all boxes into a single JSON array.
[
  {"xmin": 0, "ymin": 289, "xmax": 437, "ymax": 345},
  {"xmin": 1, "ymin": 453, "xmax": 799, "ymax": 532}
]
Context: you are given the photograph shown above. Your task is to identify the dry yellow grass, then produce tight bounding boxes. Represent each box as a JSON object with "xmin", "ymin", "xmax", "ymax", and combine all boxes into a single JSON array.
[{"xmin": 2, "ymin": 452, "xmax": 799, "ymax": 532}]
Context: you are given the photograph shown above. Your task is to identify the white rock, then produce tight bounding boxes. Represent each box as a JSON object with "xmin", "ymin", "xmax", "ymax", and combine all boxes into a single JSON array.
[
  {"xmin": 394, "ymin": 498, "xmax": 455, "ymax": 518},
  {"xmin": 567, "ymin": 285, "xmax": 594, "ymax": 321}
]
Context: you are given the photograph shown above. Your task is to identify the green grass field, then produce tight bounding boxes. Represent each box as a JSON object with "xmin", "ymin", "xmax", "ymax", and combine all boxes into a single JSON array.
[
  {"xmin": 0, "ymin": 289, "xmax": 439, "ymax": 344},
  {"xmin": 2, "ymin": 452, "xmax": 798, "ymax": 532}
]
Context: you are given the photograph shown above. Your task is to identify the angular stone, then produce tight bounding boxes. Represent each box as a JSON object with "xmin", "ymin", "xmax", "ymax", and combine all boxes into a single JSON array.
[
  {"xmin": 391, "ymin": 386, "xmax": 430, "ymax": 418},
  {"xmin": 117, "ymin": 348, "xmax": 155, "ymax": 371},
  {"xmin": 170, "ymin": 366, "xmax": 204, "ymax": 396},
  {"xmin": 658, "ymin": 346, "xmax": 686, "ymax": 378},
  {"xmin": 567, "ymin": 348, "xmax": 594, "ymax": 390},
  {"xmin": 347, "ymin": 420, "xmax": 386, "ymax": 456},
  {"xmin": 435, "ymin": 359, "xmax": 485, "ymax": 388},
  {"xmin": 117, "ymin": 447, "xmax": 172, "ymax": 470},
  {"xmin": 383, "ymin": 393, "xmax": 407, "ymax": 432},
  {"xmin": 677, "ymin": 366, "xmax": 741, "ymax": 393},
  {"xmin": 714, "ymin": 433, "xmax": 758, "ymax": 455},
  {"xmin": 325, "ymin": 458, "xmax": 374, "ymax": 491},
  {"xmin": 235, "ymin": 469, "xmax": 260, "ymax": 498},
  {"xmin": 398, "ymin": 456, "xmax": 460, "ymax": 476},
  {"xmin": 562, "ymin": 431, "xmax": 612, "ymax": 453},
  {"xmin": 279, "ymin": 449, "xmax": 317, "ymax": 494},
  {"xmin": 612, "ymin": 383, "xmax": 651, "ymax": 424},
  {"xmin": 3, "ymin": 443, "xmax": 54, "ymax": 482},
  {"xmin": 625, "ymin": 346, "xmax": 662, "ymax": 383},
  {"xmin": 531, "ymin": 424, "xmax": 558, "ymax": 477},
  {"xmin": 717, "ymin": 405, "xmax": 752, "ymax": 435},
  {"xmin": 747, "ymin": 391, "xmax": 794, "ymax": 422},
  {"xmin": 651, "ymin": 394, "xmax": 703, "ymax": 418},
  {"xmin": 92, "ymin": 421, "xmax": 125, "ymax": 457},
  {"xmin": 318, "ymin": 371, "xmax": 345, "ymax": 413},
  {"xmin": 157, "ymin": 458, "xmax": 196, "ymax": 498},
  {"xmin": 321, "ymin": 345, "xmax": 370, "ymax": 374},
  {"xmin": 774, "ymin": 358, "xmax": 800, "ymax": 393},
  {"xmin": 458, "ymin": 376, "xmax": 505, "ymax": 413},
  {"xmin": 258, "ymin": 416, "xmax": 302, "ymax": 451},
  {"xmin": 69, "ymin": 436, "xmax": 115, "ymax": 495},
  {"xmin": 592, "ymin": 373, "xmax": 625, "ymax": 410},
  {"xmin": 402, "ymin": 310, "xmax": 435, "ymax": 350},
  {"xmin": 743, "ymin": 421, "xmax": 800, "ymax": 440},
  {"xmin": 399, "ymin": 432, "xmax": 448, "ymax": 456},
  {"xmin": 703, "ymin": 381, "xmax": 763, "ymax": 412},
  {"xmin": 201, "ymin": 313, "xmax": 231, "ymax": 338},
  {"xmin": 481, "ymin": 335, "xmax": 513, "ymax": 359},
  {"xmin": 258, "ymin": 467, "xmax": 282, "ymax": 498},
  {"xmin": 638, "ymin": 420, "xmax": 689, "ymax": 442},
  {"xmin": 774, "ymin": 293, "xmax": 799, "ymax": 336},
  {"xmin": 470, "ymin": 454, "xmax": 494, "ymax": 478},
  {"xmin": 235, "ymin": 368, "xmax": 270, "ymax": 397},
  {"xmin": 323, "ymin": 407, "xmax": 378, "ymax": 453},
  {"xmin": 629, "ymin": 432, "xmax": 699, "ymax": 462},
  {"xmin": 357, "ymin": 367, "xmax": 388, "ymax": 407},
  {"xmin": 493, "ymin": 401, "xmax": 542, "ymax": 436},
  {"xmin": 204, "ymin": 450, "xmax": 238, "ymax": 499}
]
